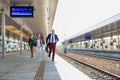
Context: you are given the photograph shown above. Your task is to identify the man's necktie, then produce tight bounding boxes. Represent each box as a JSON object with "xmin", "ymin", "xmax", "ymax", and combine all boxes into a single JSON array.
[{"xmin": 52, "ymin": 35, "xmax": 54, "ymax": 43}]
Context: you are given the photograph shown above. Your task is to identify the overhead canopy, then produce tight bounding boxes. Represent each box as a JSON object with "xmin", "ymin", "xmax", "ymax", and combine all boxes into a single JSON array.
[
  {"xmin": 66, "ymin": 13, "xmax": 120, "ymax": 43},
  {"xmin": 0, "ymin": 0, "xmax": 58, "ymax": 38},
  {"xmin": 0, "ymin": 13, "xmax": 29, "ymax": 39}
]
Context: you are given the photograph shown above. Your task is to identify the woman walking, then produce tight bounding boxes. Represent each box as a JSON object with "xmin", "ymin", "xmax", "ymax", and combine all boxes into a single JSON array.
[{"xmin": 36, "ymin": 34, "xmax": 43, "ymax": 58}]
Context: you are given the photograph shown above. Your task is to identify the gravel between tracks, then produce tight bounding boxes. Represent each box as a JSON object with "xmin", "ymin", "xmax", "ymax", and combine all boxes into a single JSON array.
[{"xmin": 57, "ymin": 50, "xmax": 120, "ymax": 80}]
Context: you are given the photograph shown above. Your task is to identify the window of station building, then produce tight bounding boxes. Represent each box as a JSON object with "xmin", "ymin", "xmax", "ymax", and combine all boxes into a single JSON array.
[
  {"xmin": 0, "ymin": 39, "xmax": 2, "ymax": 46},
  {"xmin": 102, "ymin": 37, "xmax": 110, "ymax": 50},
  {"xmin": 103, "ymin": 37, "xmax": 111, "ymax": 40},
  {"xmin": 6, "ymin": 36, "xmax": 9, "ymax": 40},
  {"xmin": 9, "ymin": 37, "xmax": 13, "ymax": 42},
  {"xmin": 7, "ymin": 44, "xmax": 11, "ymax": 52},
  {"xmin": 95, "ymin": 39, "xmax": 101, "ymax": 49},
  {"xmin": 0, "ymin": 45, "xmax": 2, "ymax": 53},
  {"xmin": 112, "ymin": 35, "xmax": 118, "ymax": 50},
  {"xmin": 0, "ymin": 35, "xmax": 1, "ymax": 38},
  {"xmin": 14, "ymin": 39, "xmax": 18, "ymax": 43}
]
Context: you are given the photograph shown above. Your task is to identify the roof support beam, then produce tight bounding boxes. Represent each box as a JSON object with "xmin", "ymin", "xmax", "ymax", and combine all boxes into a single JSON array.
[{"xmin": 1, "ymin": 9, "xmax": 6, "ymax": 58}]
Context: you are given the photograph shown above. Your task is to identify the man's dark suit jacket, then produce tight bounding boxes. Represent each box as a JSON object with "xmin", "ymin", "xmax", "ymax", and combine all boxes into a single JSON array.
[{"xmin": 46, "ymin": 34, "xmax": 59, "ymax": 44}]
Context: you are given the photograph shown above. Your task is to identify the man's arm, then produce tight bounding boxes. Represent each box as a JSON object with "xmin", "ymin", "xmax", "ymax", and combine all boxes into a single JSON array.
[
  {"xmin": 46, "ymin": 34, "xmax": 50, "ymax": 44},
  {"xmin": 55, "ymin": 35, "xmax": 59, "ymax": 41}
]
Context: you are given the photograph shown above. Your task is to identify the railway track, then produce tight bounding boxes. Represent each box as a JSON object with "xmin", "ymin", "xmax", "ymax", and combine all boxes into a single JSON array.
[
  {"xmin": 67, "ymin": 49, "xmax": 120, "ymax": 60},
  {"xmin": 57, "ymin": 50, "xmax": 120, "ymax": 80}
]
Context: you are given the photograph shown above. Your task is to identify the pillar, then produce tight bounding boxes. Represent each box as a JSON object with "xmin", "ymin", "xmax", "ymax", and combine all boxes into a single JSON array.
[
  {"xmin": 1, "ymin": 9, "xmax": 6, "ymax": 58},
  {"xmin": 20, "ymin": 26, "xmax": 22, "ymax": 54}
]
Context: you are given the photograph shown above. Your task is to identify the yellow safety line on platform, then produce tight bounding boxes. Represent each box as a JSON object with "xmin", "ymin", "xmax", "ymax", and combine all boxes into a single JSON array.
[{"xmin": 34, "ymin": 54, "xmax": 46, "ymax": 80}]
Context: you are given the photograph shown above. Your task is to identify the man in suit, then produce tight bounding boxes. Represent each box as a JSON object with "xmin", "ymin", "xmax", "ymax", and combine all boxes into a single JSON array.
[{"xmin": 46, "ymin": 29, "xmax": 59, "ymax": 61}]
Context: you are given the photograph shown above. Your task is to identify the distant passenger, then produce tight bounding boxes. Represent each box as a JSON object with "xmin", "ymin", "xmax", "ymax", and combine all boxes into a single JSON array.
[
  {"xmin": 28, "ymin": 34, "xmax": 36, "ymax": 58},
  {"xmin": 40, "ymin": 38, "xmax": 45, "ymax": 54},
  {"xmin": 35, "ymin": 34, "xmax": 43, "ymax": 58},
  {"xmin": 46, "ymin": 29, "xmax": 59, "ymax": 61}
]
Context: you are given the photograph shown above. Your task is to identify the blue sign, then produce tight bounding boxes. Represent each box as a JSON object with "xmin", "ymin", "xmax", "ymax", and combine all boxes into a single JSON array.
[
  {"xmin": 85, "ymin": 33, "xmax": 91, "ymax": 40},
  {"xmin": 10, "ymin": 6, "xmax": 34, "ymax": 18}
]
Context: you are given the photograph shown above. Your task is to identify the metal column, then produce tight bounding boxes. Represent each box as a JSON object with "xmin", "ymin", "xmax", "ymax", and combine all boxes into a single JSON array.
[
  {"xmin": 101, "ymin": 36, "xmax": 104, "ymax": 50},
  {"xmin": 20, "ymin": 26, "xmax": 22, "ymax": 54},
  {"xmin": 117, "ymin": 31, "xmax": 119, "ymax": 50},
  {"xmin": 1, "ymin": 9, "xmax": 6, "ymax": 58},
  {"xmin": 110, "ymin": 34, "xmax": 113, "ymax": 50},
  {"xmin": 101, "ymin": 28, "xmax": 104, "ymax": 50},
  {"xmin": 117, "ymin": 21, "xmax": 120, "ymax": 51}
]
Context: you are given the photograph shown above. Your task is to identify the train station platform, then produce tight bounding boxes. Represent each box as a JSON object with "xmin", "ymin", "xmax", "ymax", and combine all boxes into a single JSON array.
[{"xmin": 0, "ymin": 50, "xmax": 92, "ymax": 80}]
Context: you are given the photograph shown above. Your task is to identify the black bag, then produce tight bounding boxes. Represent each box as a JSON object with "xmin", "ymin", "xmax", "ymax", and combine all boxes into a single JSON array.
[
  {"xmin": 45, "ymin": 43, "xmax": 49, "ymax": 53},
  {"xmin": 47, "ymin": 42, "xmax": 50, "ymax": 46},
  {"xmin": 34, "ymin": 42, "xmax": 37, "ymax": 46}
]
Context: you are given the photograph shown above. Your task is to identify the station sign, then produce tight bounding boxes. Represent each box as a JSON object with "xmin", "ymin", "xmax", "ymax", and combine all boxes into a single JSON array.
[
  {"xmin": 85, "ymin": 33, "xmax": 91, "ymax": 40},
  {"xmin": 10, "ymin": 6, "xmax": 34, "ymax": 18}
]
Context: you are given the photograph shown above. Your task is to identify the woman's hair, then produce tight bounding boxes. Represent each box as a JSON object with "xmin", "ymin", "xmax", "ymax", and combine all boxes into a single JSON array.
[
  {"xmin": 37, "ymin": 34, "xmax": 40, "ymax": 39},
  {"xmin": 30, "ymin": 34, "xmax": 33, "ymax": 37}
]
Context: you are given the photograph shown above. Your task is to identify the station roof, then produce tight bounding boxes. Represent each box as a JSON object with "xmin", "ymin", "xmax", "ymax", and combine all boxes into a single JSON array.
[
  {"xmin": 70, "ymin": 13, "xmax": 120, "ymax": 39},
  {"xmin": 0, "ymin": 0, "xmax": 58, "ymax": 38},
  {"xmin": 66, "ymin": 13, "xmax": 120, "ymax": 43}
]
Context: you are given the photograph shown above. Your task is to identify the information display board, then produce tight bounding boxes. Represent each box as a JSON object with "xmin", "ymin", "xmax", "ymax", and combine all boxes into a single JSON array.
[{"xmin": 10, "ymin": 6, "xmax": 34, "ymax": 18}]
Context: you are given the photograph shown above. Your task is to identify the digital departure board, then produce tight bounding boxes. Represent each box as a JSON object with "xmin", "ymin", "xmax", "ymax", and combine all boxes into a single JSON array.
[{"xmin": 10, "ymin": 6, "xmax": 34, "ymax": 18}]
